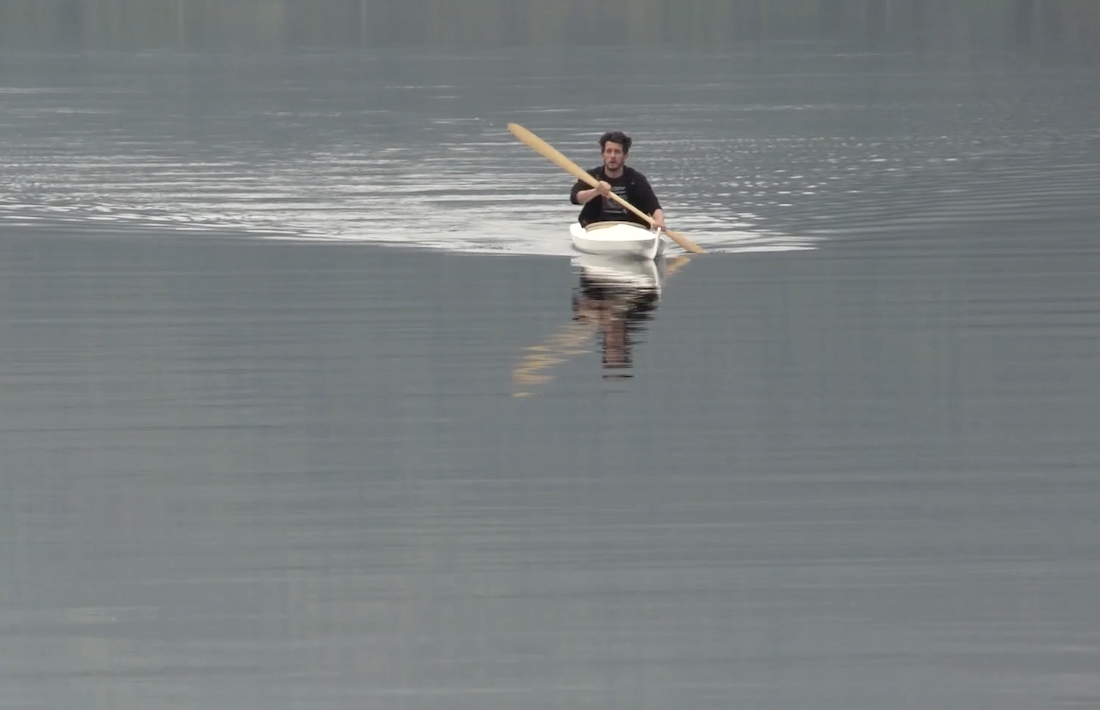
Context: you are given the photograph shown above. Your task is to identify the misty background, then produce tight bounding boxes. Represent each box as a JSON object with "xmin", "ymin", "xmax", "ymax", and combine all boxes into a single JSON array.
[{"xmin": 1, "ymin": 0, "xmax": 1098, "ymax": 54}]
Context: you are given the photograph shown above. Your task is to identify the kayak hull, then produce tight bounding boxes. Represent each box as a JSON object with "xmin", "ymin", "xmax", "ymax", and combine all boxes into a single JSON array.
[{"xmin": 569, "ymin": 221, "xmax": 665, "ymax": 260}]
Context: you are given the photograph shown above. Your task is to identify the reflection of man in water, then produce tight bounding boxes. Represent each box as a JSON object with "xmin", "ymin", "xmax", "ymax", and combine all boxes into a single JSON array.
[{"xmin": 571, "ymin": 276, "xmax": 659, "ymax": 376}]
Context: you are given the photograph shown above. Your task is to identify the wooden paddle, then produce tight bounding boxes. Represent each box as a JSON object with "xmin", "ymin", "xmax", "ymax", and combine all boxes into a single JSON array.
[{"xmin": 507, "ymin": 123, "xmax": 706, "ymax": 254}]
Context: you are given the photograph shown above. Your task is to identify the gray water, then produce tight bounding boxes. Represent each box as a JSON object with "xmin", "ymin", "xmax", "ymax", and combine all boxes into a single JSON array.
[{"xmin": 3, "ymin": 26, "xmax": 1100, "ymax": 710}]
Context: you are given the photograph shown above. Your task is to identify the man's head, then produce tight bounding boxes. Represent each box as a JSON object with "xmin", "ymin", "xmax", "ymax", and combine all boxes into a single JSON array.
[{"xmin": 599, "ymin": 131, "xmax": 632, "ymax": 172}]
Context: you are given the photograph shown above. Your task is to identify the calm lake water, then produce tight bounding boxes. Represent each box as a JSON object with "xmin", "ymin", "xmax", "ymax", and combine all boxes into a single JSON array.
[{"xmin": 2, "ymin": 36, "xmax": 1100, "ymax": 710}]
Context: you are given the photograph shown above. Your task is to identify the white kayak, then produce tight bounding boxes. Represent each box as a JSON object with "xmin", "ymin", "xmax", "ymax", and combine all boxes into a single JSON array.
[{"xmin": 569, "ymin": 221, "xmax": 665, "ymax": 260}]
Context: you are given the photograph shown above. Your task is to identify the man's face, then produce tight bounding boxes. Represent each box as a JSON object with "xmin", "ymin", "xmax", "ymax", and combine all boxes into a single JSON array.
[{"xmin": 601, "ymin": 141, "xmax": 626, "ymax": 171}]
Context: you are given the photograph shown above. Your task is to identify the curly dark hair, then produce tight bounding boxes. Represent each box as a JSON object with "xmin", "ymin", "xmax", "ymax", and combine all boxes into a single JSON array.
[{"xmin": 599, "ymin": 131, "xmax": 632, "ymax": 154}]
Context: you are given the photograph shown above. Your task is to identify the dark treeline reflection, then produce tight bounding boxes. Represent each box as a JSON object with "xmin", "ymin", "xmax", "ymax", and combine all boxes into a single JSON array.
[{"xmin": 1, "ymin": 0, "xmax": 1097, "ymax": 55}]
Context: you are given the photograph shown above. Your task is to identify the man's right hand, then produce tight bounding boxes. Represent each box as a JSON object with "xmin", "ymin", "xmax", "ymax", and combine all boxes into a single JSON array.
[{"xmin": 594, "ymin": 181, "xmax": 612, "ymax": 198}]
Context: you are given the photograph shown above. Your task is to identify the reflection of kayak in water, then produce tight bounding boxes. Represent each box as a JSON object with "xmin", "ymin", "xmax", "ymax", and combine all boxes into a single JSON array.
[
  {"xmin": 572, "ymin": 259, "xmax": 661, "ymax": 375},
  {"xmin": 512, "ymin": 253, "xmax": 693, "ymax": 397},
  {"xmin": 569, "ymin": 221, "xmax": 666, "ymax": 260},
  {"xmin": 571, "ymin": 251, "xmax": 664, "ymax": 294}
]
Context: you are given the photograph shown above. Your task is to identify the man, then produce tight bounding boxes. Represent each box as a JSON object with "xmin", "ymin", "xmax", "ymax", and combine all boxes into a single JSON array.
[{"xmin": 570, "ymin": 131, "xmax": 667, "ymax": 231}]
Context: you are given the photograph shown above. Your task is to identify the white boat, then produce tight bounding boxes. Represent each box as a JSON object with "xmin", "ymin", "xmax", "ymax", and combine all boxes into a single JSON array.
[{"xmin": 569, "ymin": 221, "xmax": 665, "ymax": 260}]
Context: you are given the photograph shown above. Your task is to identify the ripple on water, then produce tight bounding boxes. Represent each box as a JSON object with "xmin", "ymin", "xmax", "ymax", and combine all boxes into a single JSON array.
[{"xmin": 1, "ymin": 50, "xmax": 1097, "ymax": 257}]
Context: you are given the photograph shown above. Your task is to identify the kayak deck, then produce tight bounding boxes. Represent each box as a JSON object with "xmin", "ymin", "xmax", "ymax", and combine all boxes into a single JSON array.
[{"xmin": 569, "ymin": 221, "xmax": 665, "ymax": 260}]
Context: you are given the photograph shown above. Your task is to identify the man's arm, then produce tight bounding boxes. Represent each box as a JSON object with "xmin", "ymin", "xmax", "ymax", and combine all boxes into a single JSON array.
[
  {"xmin": 651, "ymin": 208, "xmax": 666, "ymax": 230},
  {"xmin": 570, "ymin": 170, "xmax": 610, "ymax": 205},
  {"xmin": 633, "ymin": 173, "xmax": 662, "ymax": 214},
  {"xmin": 573, "ymin": 185, "xmax": 611, "ymax": 204},
  {"xmin": 634, "ymin": 173, "xmax": 666, "ymax": 228}
]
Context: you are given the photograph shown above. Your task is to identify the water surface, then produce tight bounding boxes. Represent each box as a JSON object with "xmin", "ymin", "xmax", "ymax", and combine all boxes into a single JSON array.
[
  {"xmin": 2, "ymin": 36, "xmax": 1100, "ymax": 710},
  {"xmin": 3, "ymin": 47, "xmax": 1097, "ymax": 255}
]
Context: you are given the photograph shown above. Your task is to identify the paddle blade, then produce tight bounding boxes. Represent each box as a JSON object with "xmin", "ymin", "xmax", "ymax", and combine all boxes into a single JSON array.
[
  {"xmin": 666, "ymin": 228, "xmax": 706, "ymax": 254},
  {"xmin": 508, "ymin": 123, "xmax": 598, "ymax": 187}
]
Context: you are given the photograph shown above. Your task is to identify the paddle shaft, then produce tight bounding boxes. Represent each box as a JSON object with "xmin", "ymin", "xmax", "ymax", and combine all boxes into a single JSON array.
[{"xmin": 508, "ymin": 123, "xmax": 706, "ymax": 254}]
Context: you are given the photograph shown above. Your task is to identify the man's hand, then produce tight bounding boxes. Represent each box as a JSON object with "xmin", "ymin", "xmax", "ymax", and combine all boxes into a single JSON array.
[
  {"xmin": 652, "ymin": 209, "xmax": 667, "ymax": 231},
  {"xmin": 577, "ymin": 181, "xmax": 613, "ymax": 204}
]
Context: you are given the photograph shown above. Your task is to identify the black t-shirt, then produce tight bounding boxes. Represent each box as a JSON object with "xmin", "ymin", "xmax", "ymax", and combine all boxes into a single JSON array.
[{"xmin": 569, "ymin": 166, "xmax": 661, "ymax": 227}]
